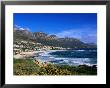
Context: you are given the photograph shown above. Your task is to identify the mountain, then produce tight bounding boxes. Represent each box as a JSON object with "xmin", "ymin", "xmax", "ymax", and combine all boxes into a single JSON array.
[
  {"xmin": 14, "ymin": 27, "xmax": 97, "ymax": 49},
  {"xmin": 14, "ymin": 28, "xmax": 36, "ymax": 41}
]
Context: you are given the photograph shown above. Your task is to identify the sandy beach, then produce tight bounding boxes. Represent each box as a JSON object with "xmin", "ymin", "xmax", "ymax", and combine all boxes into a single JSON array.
[
  {"xmin": 14, "ymin": 51, "xmax": 43, "ymax": 59},
  {"xmin": 14, "ymin": 50, "xmax": 66, "ymax": 59}
]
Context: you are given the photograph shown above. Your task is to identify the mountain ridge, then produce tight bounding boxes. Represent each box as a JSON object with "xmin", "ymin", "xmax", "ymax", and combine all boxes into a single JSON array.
[{"xmin": 14, "ymin": 27, "xmax": 97, "ymax": 49}]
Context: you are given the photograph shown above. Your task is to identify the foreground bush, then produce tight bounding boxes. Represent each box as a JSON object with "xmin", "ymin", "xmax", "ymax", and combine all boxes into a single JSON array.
[{"xmin": 14, "ymin": 59, "xmax": 97, "ymax": 75}]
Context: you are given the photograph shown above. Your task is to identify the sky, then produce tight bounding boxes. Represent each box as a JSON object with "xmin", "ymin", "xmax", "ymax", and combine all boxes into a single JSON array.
[{"xmin": 14, "ymin": 13, "xmax": 97, "ymax": 44}]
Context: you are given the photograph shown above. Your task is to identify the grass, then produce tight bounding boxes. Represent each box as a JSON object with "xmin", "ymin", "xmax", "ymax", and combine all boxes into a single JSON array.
[{"xmin": 14, "ymin": 59, "xmax": 97, "ymax": 75}]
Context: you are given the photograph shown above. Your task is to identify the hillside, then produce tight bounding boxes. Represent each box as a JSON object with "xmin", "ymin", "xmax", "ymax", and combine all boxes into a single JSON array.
[{"xmin": 14, "ymin": 28, "xmax": 97, "ymax": 49}]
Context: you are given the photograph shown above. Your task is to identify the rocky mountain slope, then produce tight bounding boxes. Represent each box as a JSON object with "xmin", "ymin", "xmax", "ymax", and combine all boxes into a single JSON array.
[{"xmin": 14, "ymin": 27, "xmax": 96, "ymax": 49}]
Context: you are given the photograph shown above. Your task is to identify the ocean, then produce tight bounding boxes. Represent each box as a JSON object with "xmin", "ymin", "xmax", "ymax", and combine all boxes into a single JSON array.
[{"xmin": 34, "ymin": 49, "xmax": 97, "ymax": 66}]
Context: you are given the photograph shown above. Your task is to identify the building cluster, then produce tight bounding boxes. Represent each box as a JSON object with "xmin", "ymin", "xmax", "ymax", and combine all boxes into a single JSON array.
[{"xmin": 13, "ymin": 40, "xmax": 66, "ymax": 55}]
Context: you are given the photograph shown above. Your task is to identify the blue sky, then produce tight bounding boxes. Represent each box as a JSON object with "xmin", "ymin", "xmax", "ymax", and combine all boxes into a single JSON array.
[{"xmin": 14, "ymin": 13, "xmax": 97, "ymax": 44}]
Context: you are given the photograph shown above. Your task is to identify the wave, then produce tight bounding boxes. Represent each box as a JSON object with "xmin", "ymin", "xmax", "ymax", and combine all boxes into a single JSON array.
[
  {"xmin": 49, "ymin": 57, "xmax": 96, "ymax": 66},
  {"xmin": 74, "ymin": 50, "xmax": 85, "ymax": 51},
  {"xmin": 34, "ymin": 50, "xmax": 97, "ymax": 66}
]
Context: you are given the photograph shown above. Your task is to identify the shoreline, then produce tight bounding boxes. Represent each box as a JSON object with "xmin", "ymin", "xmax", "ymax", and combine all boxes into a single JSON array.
[
  {"xmin": 37, "ymin": 50, "xmax": 97, "ymax": 67},
  {"xmin": 14, "ymin": 51, "xmax": 44, "ymax": 59},
  {"xmin": 14, "ymin": 50, "xmax": 97, "ymax": 67}
]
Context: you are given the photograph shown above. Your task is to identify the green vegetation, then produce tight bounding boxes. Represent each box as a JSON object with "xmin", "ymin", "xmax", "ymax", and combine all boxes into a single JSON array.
[{"xmin": 14, "ymin": 59, "xmax": 97, "ymax": 75}]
